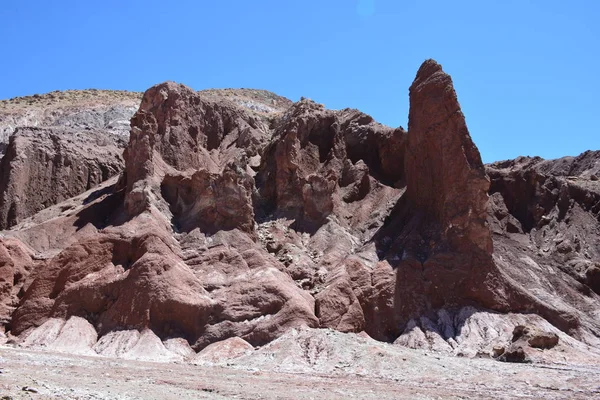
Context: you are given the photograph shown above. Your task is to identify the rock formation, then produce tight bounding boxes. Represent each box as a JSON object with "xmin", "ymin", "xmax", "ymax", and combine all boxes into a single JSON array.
[
  {"xmin": 496, "ymin": 324, "xmax": 560, "ymax": 363},
  {"xmin": 364, "ymin": 59, "xmax": 498, "ymax": 334},
  {"xmin": 405, "ymin": 59, "xmax": 492, "ymax": 253},
  {"xmin": 6, "ymin": 83, "xmax": 320, "ymax": 350},
  {"xmin": 0, "ymin": 60, "xmax": 599, "ymax": 365},
  {"xmin": 0, "ymin": 89, "xmax": 141, "ymax": 155},
  {"xmin": 0, "ymin": 90, "xmax": 141, "ymax": 229},
  {"xmin": 0, "ymin": 127, "xmax": 125, "ymax": 229},
  {"xmin": 485, "ymin": 152, "xmax": 600, "ymax": 341},
  {"xmin": 0, "ymin": 237, "xmax": 33, "ymax": 327}
]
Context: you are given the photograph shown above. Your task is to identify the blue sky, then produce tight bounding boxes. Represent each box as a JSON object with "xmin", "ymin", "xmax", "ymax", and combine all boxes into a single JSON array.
[{"xmin": 1, "ymin": 0, "xmax": 598, "ymax": 162}]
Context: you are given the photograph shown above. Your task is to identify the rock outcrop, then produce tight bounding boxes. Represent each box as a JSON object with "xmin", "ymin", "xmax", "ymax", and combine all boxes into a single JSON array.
[
  {"xmin": 405, "ymin": 59, "xmax": 492, "ymax": 253},
  {"xmin": 0, "ymin": 89, "xmax": 141, "ymax": 156},
  {"xmin": 1, "ymin": 61, "xmax": 599, "ymax": 366},
  {"xmin": 0, "ymin": 90, "xmax": 140, "ymax": 230},
  {"xmin": 192, "ymin": 336, "xmax": 254, "ymax": 365},
  {"xmin": 0, "ymin": 87, "xmax": 288, "ymax": 231},
  {"xmin": 496, "ymin": 325, "xmax": 560, "ymax": 363},
  {"xmin": 370, "ymin": 59, "xmax": 498, "ymax": 324},
  {"xmin": 312, "ymin": 60, "xmax": 502, "ymax": 342},
  {"xmin": 0, "ymin": 127, "xmax": 124, "ymax": 229},
  {"xmin": 123, "ymin": 82, "xmax": 267, "ymax": 222},
  {"xmin": 0, "ymin": 237, "xmax": 33, "ymax": 327},
  {"xmin": 256, "ymin": 100, "xmax": 404, "ymax": 229},
  {"xmin": 484, "ymin": 152, "xmax": 600, "ymax": 341},
  {"xmin": 7, "ymin": 83, "xmax": 320, "ymax": 351}
]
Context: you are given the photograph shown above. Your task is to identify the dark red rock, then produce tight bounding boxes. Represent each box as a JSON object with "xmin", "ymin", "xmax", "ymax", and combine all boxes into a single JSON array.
[
  {"xmin": 405, "ymin": 59, "xmax": 491, "ymax": 253},
  {"xmin": 161, "ymin": 166, "xmax": 255, "ymax": 234},
  {"xmin": 123, "ymin": 82, "xmax": 269, "ymax": 218},
  {"xmin": 256, "ymin": 99, "xmax": 404, "ymax": 230},
  {"xmin": 485, "ymin": 152, "xmax": 600, "ymax": 338},
  {"xmin": 346, "ymin": 60, "xmax": 501, "ymax": 342},
  {"xmin": 0, "ymin": 127, "xmax": 124, "ymax": 229},
  {"xmin": 0, "ymin": 237, "xmax": 33, "ymax": 326},
  {"xmin": 2, "ymin": 64, "xmax": 600, "ymax": 363},
  {"xmin": 9, "ymin": 83, "xmax": 319, "ymax": 349}
]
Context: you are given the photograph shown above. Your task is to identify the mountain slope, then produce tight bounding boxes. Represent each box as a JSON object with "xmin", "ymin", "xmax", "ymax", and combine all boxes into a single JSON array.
[{"xmin": 0, "ymin": 61, "xmax": 598, "ymax": 366}]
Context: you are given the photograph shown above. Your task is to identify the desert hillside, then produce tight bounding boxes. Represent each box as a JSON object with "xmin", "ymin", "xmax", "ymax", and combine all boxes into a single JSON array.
[{"xmin": 0, "ymin": 60, "xmax": 599, "ymax": 398}]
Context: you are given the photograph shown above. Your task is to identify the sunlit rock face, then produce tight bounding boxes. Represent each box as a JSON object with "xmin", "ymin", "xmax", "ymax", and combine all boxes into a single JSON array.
[{"xmin": 2, "ymin": 61, "xmax": 600, "ymax": 365}]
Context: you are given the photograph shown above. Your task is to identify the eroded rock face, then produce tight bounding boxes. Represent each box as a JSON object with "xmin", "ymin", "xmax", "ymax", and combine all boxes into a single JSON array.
[
  {"xmin": 8, "ymin": 83, "xmax": 320, "ymax": 350},
  {"xmin": 123, "ymin": 82, "xmax": 268, "ymax": 223},
  {"xmin": 496, "ymin": 325, "xmax": 560, "ymax": 363},
  {"xmin": 192, "ymin": 336, "xmax": 253, "ymax": 365},
  {"xmin": 405, "ymin": 59, "xmax": 491, "ymax": 253},
  {"xmin": 351, "ymin": 60, "xmax": 501, "ymax": 341},
  {"xmin": 161, "ymin": 167, "xmax": 255, "ymax": 234},
  {"xmin": 1, "ymin": 62, "xmax": 600, "ymax": 364},
  {"xmin": 0, "ymin": 90, "xmax": 141, "ymax": 230},
  {"xmin": 9, "ymin": 215, "xmax": 320, "ymax": 348},
  {"xmin": 0, "ymin": 127, "xmax": 124, "ymax": 229},
  {"xmin": 256, "ymin": 101, "xmax": 406, "ymax": 229},
  {"xmin": 0, "ymin": 89, "xmax": 141, "ymax": 156},
  {"xmin": 302, "ymin": 60, "xmax": 600, "ymax": 350},
  {"xmin": 485, "ymin": 153, "xmax": 600, "ymax": 339},
  {"xmin": 0, "ymin": 237, "xmax": 33, "ymax": 327},
  {"xmin": 392, "ymin": 307, "xmax": 594, "ymax": 364}
]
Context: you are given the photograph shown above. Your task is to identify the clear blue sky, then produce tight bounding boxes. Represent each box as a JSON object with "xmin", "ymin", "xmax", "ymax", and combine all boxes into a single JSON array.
[{"xmin": 1, "ymin": 0, "xmax": 598, "ymax": 162}]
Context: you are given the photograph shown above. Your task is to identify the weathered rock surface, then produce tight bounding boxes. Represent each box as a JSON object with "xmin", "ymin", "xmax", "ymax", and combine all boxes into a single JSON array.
[
  {"xmin": 192, "ymin": 336, "xmax": 253, "ymax": 365},
  {"xmin": 486, "ymin": 154, "xmax": 600, "ymax": 341},
  {"xmin": 0, "ymin": 237, "xmax": 33, "ymax": 326},
  {"xmin": 496, "ymin": 324, "xmax": 560, "ymax": 363},
  {"xmin": 0, "ymin": 89, "xmax": 141, "ymax": 156},
  {"xmin": 6, "ymin": 83, "xmax": 319, "ymax": 353},
  {"xmin": 360, "ymin": 59, "xmax": 499, "ymax": 339},
  {"xmin": 20, "ymin": 316, "xmax": 98, "ymax": 356},
  {"xmin": 0, "ymin": 61, "xmax": 599, "ymax": 367},
  {"xmin": 0, "ymin": 87, "xmax": 290, "ymax": 231},
  {"xmin": 256, "ymin": 101, "xmax": 405, "ymax": 228},
  {"xmin": 406, "ymin": 59, "xmax": 492, "ymax": 253},
  {"xmin": 394, "ymin": 306, "xmax": 599, "ymax": 364},
  {"xmin": 322, "ymin": 60, "xmax": 600, "ymax": 351},
  {"xmin": 0, "ymin": 127, "xmax": 125, "ymax": 229},
  {"xmin": 0, "ymin": 90, "xmax": 140, "ymax": 230}
]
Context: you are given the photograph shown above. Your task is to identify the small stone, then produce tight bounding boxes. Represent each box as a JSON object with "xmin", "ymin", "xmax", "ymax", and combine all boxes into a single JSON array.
[
  {"xmin": 498, "ymin": 345, "xmax": 531, "ymax": 363},
  {"xmin": 492, "ymin": 346, "xmax": 506, "ymax": 358}
]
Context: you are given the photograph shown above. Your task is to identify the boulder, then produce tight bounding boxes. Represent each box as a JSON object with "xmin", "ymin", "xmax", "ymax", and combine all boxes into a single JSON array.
[{"xmin": 497, "ymin": 325, "xmax": 559, "ymax": 363}]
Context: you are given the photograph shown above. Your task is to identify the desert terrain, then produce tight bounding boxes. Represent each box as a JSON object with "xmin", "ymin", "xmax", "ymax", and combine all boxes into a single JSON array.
[{"xmin": 0, "ymin": 59, "xmax": 599, "ymax": 399}]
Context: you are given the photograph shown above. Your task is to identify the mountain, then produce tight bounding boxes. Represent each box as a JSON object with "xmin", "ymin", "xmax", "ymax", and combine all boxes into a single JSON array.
[{"xmin": 0, "ymin": 60, "xmax": 599, "ymax": 370}]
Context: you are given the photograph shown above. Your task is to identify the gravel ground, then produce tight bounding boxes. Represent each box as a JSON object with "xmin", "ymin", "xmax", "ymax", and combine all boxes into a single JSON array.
[{"xmin": 1, "ymin": 339, "xmax": 600, "ymax": 399}]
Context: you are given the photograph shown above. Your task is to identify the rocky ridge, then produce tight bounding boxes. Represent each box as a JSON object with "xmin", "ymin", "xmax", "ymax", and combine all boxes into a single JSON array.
[
  {"xmin": 0, "ymin": 87, "xmax": 294, "ymax": 230},
  {"xmin": 0, "ymin": 60, "xmax": 598, "ymax": 369},
  {"xmin": 0, "ymin": 89, "xmax": 142, "ymax": 153}
]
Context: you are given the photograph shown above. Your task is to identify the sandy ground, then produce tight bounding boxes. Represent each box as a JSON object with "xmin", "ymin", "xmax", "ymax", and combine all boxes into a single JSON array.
[{"xmin": 1, "ymin": 343, "xmax": 600, "ymax": 400}]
